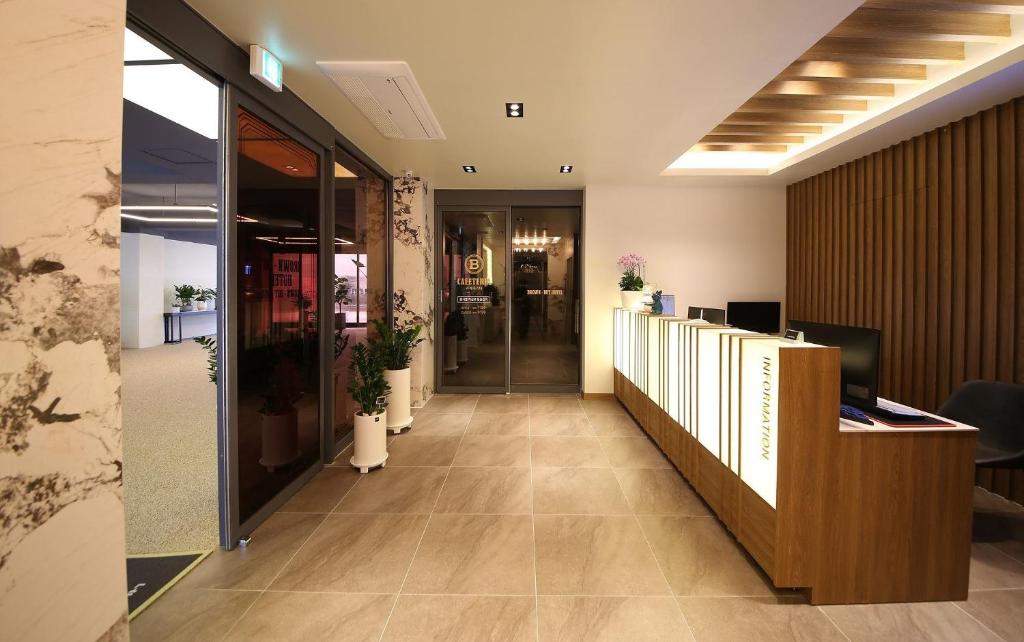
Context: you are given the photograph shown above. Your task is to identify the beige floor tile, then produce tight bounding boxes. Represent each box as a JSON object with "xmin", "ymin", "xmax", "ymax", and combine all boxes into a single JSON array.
[
  {"xmin": 600, "ymin": 436, "xmax": 671, "ymax": 469},
  {"xmin": 974, "ymin": 486, "xmax": 1024, "ymax": 514},
  {"xmin": 975, "ymin": 507, "xmax": 1024, "ymax": 564},
  {"xmin": 466, "ymin": 412, "xmax": 531, "ymax": 436},
  {"xmin": 270, "ymin": 514, "xmax": 427, "ymax": 593},
  {"xmin": 182, "ymin": 512, "xmax": 324, "ymax": 590},
  {"xmin": 278, "ymin": 466, "xmax": 361, "ymax": 513},
  {"xmin": 335, "ymin": 466, "xmax": 447, "ymax": 514},
  {"xmin": 616, "ymin": 469, "xmax": 709, "ymax": 516},
  {"xmin": 538, "ymin": 596, "xmax": 693, "ymax": 642},
  {"xmin": 677, "ymin": 596, "xmax": 846, "ymax": 641},
  {"xmin": 639, "ymin": 515, "xmax": 778, "ymax": 597},
  {"xmin": 580, "ymin": 398, "xmax": 628, "ymax": 416},
  {"xmin": 531, "ymin": 414, "xmax": 593, "ymax": 436},
  {"xmin": 970, "ymin": 543, "xmax": 1024, "ymax": 590},
  {"xmin": 381, "ymin": 595, "xmax": 536, "ymax": 642},
  {"xmin": 385, "ymin": 435, "xmax": 461, "ymax": 466},
  {"xmin": 532, "ymin": 436, "xmax": 610, "ymax": 468},
  {"xmin": 434, "ymin": 466, "xmax": 532, "ymax": 514},
  {"xmin": 532, "ymin": 467, "xmax": 631, "ymax": 515},
  {"xmin": 419, "ymin": 394, "xmax": 480, "ymax": 413},
  {"xmin": 534, "ymin": 515, "xmax": 672, "ymax": 595},
  {"xmin": 474, "ymin": 394, "xmax": 530, "ymax": 414},
  {"xmin": 407, "ymin": 412, "xmax": 471, "ymax": 436},
  {"xmin": 403, "ymin": 514, "xmax": 535, "ymax": 594},
  {"xmin": 224, "ymin": 592, "xmax": 396, "ymax": 642},
  {"xmin": 820, "ymin": 601, "xmax": 1002, "ymax": 641},
  {"xmin": 588, "ymin": 413, "xmax": 643, "ymax": 437},
  {"xmin": 130, "ymin": 588, "xmax": 257, "ymax": 642},
  {"xmin": 530, "ymin": 396, "xmax": 585, "ymax": 414},
  {"xmin": 960, "ymin": 589, "xmax": 1024, "ymax": 641},
  {"xmin": 453, "ymin": 435, "xmax": 531, "ymax": 467}
]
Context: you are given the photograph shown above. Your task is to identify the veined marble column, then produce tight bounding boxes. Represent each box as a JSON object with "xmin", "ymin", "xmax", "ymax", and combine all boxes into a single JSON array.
[
  {"xmin": 392, "ymin": 176, "xmax": 435, "ymax": 404},
  {"xmin": 0, "ymin": 0, "xmax": 129, "ymax": 639}
]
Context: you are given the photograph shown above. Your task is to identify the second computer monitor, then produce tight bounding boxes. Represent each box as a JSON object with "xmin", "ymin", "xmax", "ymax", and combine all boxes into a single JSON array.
[
  {"xmin": 727, "ymin": 301, "xmax": 781, "ymax": 334},
  {"xmin": 687, "ymin": 306, "xmax": 726, "ymax": 324},
  {"xmin": 787, "ymin": 319, "xmax": 881, "ymax": 409}
]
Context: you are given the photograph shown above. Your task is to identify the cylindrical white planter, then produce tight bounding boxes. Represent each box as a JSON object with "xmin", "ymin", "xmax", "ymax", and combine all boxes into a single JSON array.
[
  {"xmin": 351, "ymin": 410, "xmax": 388, "ymax": 473},
  {"xmin": 620, "ymin": 290, "xmax": 643, "ymax": 310},
  {"xmin": 384, "ymin": 368, "xmax": 413, "ymax": 433},
  {"xmin": 457, "ymin": 339, "xmax": 469, "ymax": 363},
  {"xmin": 196, "ymin": 300, "xmax": 208, "ymax": 311},
  {"xmin": 444, "ymin": 335, "xmax": 459, "ymax": 373},
  {"xmin": 259, "ymin": 409, "xmax": 299, "ymax": 472}
]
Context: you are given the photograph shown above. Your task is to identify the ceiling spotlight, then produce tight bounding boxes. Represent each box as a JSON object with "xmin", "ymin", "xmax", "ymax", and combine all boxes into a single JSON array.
[
  {"xmin": 505, "ymin": 102, "xmax": 524, "ymax": 118},
  {"xmin": 462, "ymin": 165, "xmax": 477, "ymax": 173},
  {"xmin": 560, "ymin": 165, "xmax": 573, "ymax": 173}
]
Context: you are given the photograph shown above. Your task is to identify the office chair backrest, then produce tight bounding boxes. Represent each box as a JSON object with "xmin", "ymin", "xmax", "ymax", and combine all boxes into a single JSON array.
[{"xmin": 937, "ymin": 380, "xmax": 1024, "ymax": 453}]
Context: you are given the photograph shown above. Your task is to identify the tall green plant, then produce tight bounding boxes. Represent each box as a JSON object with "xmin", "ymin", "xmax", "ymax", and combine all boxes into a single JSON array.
[
  {"xmin": 173, "ymin": 284, "xmax": 198, "ymax": 305},
  {"xmin": 194, "ymin": 335, "xmax": 217, "ymax": 383},
  {"xmin": 348, "ymin": 342, "xmax": 390, "ymax": 415},
  {"xmin": 370, "ymin": 319, "xmax": 424, "ymax": 370}
]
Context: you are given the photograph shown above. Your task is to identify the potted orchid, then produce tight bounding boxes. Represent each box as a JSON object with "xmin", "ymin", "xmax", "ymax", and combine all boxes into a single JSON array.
[{"xmin": 617, "ymin": 253, "xmax": 646, "ymax": 310}]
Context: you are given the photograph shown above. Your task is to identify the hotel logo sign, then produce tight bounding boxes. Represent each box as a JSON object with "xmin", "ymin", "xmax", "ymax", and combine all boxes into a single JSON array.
[{"xmin": 464, "ymin": 253, "xmax": 484, "ymax": 275}]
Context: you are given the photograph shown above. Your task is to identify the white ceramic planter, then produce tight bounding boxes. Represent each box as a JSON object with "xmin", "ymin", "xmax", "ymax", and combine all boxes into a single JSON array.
[
  {"xmin": 170, "ymin": 306, "xmax": 181, "ymax": 314},
  {"xmin": 384, "ymin": 368, "xmax": 413, "ymax": 433},
  {"xmin": 444, "ymin": 335, "xmax": 459, "ymax": 373},
  {"xmin": 259, "ymin": 409, "xmax": 299, "ymax": 472},
  {"xmin": 620, "ymin": 290, "xmax": 643, "ymax": 311},
  {"xmin": 457, "ymin": 339, "xmax": 469, "ymax": 363},
  {"xmin": 196, "ymin": 300, "xmax": 208, "ymax": 311},
  {"xmin": 350, "ymin": 410, "xmax": 388, "ymax": 473}
]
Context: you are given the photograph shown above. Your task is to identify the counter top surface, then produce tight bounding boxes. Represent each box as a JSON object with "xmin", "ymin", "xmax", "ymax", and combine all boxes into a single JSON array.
[{"xmin": 838, "ymin": 397, "xmax": 978, "ymax": 433}]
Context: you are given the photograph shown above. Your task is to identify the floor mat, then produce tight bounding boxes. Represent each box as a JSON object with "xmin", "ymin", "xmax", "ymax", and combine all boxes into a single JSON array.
[{"xmin": 127, "ymin": 550, "xmax": 212, "ymax": 619}]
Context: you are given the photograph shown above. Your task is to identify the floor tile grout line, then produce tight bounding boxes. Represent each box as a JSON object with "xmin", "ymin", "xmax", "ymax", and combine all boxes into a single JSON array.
[
  {"xmin": 815, "ymin": 605, "xmax": 853, "ymax": 642},
  {"xmin": 982, "ymin": 541, "xmax": 1024, "ymax": 569},
  {"xmin": 528, "ymin": 410, "xmax": 541, "ymax": 642},
  {"xmin": 950, "ymin": 600, "xmax": 1009, "ymax": 641}
]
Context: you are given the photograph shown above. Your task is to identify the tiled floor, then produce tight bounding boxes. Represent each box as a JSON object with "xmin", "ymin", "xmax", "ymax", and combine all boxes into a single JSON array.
[{"xmin": 131, "ymin": 394, "xmax": 1024, "ymax": 641}]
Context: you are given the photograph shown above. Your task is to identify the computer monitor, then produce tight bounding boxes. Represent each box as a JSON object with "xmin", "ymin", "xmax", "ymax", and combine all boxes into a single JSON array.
[
  {"xmin": 787, "ymin": 320, "xmax": 880, "ymax": 408},
  {"xmin": 687, "ymin": 306, "xmax": 726, "ymax": 324},
  {"xmin": 727, "ymin": 301, "xmax": 781, "ymax": 334}
]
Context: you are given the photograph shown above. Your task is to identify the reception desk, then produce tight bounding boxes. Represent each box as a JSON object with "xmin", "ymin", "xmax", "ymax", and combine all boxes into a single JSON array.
[{"xmin": 612, "ymin": 308, "xmax": 977, "ymax": 605}]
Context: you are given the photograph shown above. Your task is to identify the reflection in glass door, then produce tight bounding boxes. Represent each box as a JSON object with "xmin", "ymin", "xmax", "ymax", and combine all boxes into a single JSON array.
[
  {"xmin": 231, "ymin": 104, "xmax": 323, "ymax": 526},
  {"xmin": 438, "ymin": 209, "xmax": 508, "ymax": 391},
  {"xmin": 510, "ymin": 208, "xmax": 581, "ymax": 389}
]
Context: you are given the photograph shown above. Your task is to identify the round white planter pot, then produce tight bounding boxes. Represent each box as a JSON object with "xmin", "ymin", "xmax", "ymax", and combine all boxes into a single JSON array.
[
  {"xmin": 443, "ymin": 335, "xmax": 459, "ymax": 373},
  {"xmin": 259, "ymin": 409, "xmax": 299, "ymax": 472},
  {"xmin": 196, "ymin": 300, "xmax": 208, "ymax": 311},
  {"xmin": 620, "ymin": 290, "xmax": 643, "ymax": 311},
  {"xmin": 351, "ymin": 411, "xmax": 388, "ymax": 473},
  {"xmin": 384, "ymin": 368, "xmax": 413, "ymax": 434}
]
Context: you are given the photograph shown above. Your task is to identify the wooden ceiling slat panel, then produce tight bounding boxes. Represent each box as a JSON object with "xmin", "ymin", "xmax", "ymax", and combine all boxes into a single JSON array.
[
  {"xmin": 778, "ymin": 61, "xmax": 928, "ymax": 82},
  {"xmin": 694, "ymin": 144, "xmax": 789, "ymax": 152},
  {"xmin": 711, "ymin": 124, "xmax": 825, "ymax": 134},
  {"xmin": 863, "ymin": 0, "xmax": 1024, "ymax": 14},
  {"xmin": 761, "ymin": 79, "xmax": 896, "ymax": 98},
  {"xmin": 740, "ymin": 95, "xmax": 869, "ymax": 113},
  {"xmin": 701, "ymin": 134, "xmax": 805, "ymax": 144},
  {"xmin": 800, "ymin": 37, "xmax": 967, "ymax": 64},
  {"xmin": 725, "ymin": 111, "xmax": 845, "ymax": 125},
  {"xmin": 832, "ymin": 8, "xmax": 1011, "ymax": 42}
]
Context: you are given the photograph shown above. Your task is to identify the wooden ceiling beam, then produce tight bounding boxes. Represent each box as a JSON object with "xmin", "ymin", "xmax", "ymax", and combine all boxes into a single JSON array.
[
  {"xmin": 800, "ymin": 37, "xmax": 966, "ymax": 64},
  {"xmin": 711, "ymin": 123, "xmax": 825, "ymax": 135},
  {"xmin": 863, "ymin": 0, "xmax": 1024, "ymax": 14},
  {"xmin": 777, "ymin": 60, "xmax": 928, "ymax": 83},
  {"xmin": 725, "ymin": 111, "xmax": 845, "ymax": 125},
  {"xmin": 700, "ymin": 134, "xmax": 805, "ymax": 144},
  {"xmin": 832, "ymin": 8, "xmax": 1011, "ymax": 42},
  {"xmin": 739, "ymin": 95, "xmax": 868, "ymax": 113},
  {"xmin": 693, "ymin": 144, "xmax": 789, "ymax": 153},
  {"xmin": 761, "ymin": 79, "xmax": 896, "ymax": 99}
]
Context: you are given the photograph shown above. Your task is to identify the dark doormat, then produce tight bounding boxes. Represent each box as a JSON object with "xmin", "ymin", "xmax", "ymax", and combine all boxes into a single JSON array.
[{"xmin": 127, "ymin": 550, "xmax": 212, "ymax": 619}]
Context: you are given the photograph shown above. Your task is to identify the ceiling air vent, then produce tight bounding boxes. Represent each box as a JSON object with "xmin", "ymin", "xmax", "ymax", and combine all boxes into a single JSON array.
[{"xmin": 317, "ymin": 61, "xmax": 445, "ymax": 141}]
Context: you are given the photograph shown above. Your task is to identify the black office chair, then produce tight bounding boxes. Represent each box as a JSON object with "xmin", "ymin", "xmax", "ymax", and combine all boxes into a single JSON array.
[{"xmin": 937, "ymin": 380, "xmax": 1024, "ymax": 468}]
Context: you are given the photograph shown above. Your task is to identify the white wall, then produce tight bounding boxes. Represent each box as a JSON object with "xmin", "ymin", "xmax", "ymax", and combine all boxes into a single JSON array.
[
  {"xmin": 583, "ymin": 184, "xmax": 787, "ymax": 393},
  {"xmin": 163, "ymin": 237, "xmax": 217, "ymax": 339}
]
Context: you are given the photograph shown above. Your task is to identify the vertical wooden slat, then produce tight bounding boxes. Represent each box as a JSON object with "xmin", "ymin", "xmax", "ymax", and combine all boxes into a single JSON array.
[
  {"xmin": 996, "ymin": 103, "xmax": 1015, "ymax": 383},
  {"xmin": 913, "ymin": 136, "xmax": 927, "ymax": 408},
  {"xmin": 902, "ymin": 140, "xmax": 915, "ymax": 402},
  {"xmin": 937, "ymin": 124, "xmax": 953, "ymax": 408},
  {"xmin": 882, "ymin": 148, "xmax": 895, "ymax": 398},
  {"xmin": 981, "ymin": 108, "xmax": 999, "ymax": 381},
  {"xmin": 965, "ymin": 113, "xmax": 983, "ymax": 382},
  {"xmin": 951, "ymin": 118, "xmax": 968, "ymax": 398},
  {"xmin": 924, "ymin": 130, "xmax": 940, "ymax": 410}
]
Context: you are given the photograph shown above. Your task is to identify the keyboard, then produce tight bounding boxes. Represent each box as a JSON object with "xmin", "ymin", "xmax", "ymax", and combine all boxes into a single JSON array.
[{"xmin": 840, "ymin": 404, "xmax": 874, "ymax": 426}]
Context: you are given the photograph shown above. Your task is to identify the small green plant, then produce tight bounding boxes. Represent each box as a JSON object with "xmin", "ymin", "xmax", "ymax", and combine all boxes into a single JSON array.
[
  {"xmin": 348, "ymin": 342, "xmax": 390, "ymax": 415},
  {"xmin": 174, "ymin": 284, "xmax": 198, "ymax": 306},
  {"xmin": 196, "ymin": 287, "xmax": 216, "ymax": 302},
  {"xmin": 194, "ymin": 335, "xmax": 217, "ymax": 383},
  {"xmin": 370, "ymin": 319, "xmax": 424, "ymax": 370},
  {"xmin": 334, "ymin": 275, "xmax": 351, "ymax": 305}
]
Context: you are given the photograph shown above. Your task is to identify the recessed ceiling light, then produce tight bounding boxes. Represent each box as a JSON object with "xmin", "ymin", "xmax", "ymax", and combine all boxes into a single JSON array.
[
  {"xmin": 505, "ymin": 102, "xmax": 524, "ymax": 118},
  {"xmin": 560, "ymin": 165, "xmax": 573, "ymax": 173},
  {"xmin": 462, "ymin": 165, "xmax": 477, "ymax": 173}
]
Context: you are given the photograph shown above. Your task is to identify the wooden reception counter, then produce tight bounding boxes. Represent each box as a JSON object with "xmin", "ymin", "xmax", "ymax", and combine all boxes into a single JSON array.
[{"xmin": 612, "ymin": 308, "xmax": 977, "ymax": 605}]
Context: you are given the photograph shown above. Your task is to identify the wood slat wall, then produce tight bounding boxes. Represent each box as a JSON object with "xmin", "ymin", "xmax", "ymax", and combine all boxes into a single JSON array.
[{"xmin": 786, "ymin": 95, "xmax": 1024, "ymax": 504}]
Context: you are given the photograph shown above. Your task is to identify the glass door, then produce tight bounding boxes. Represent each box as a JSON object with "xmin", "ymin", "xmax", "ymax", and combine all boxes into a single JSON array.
[
  {"xmin": 510, "ymin": 207, "xmax": 581, "ymax": 390},
  {"xmin": 437, "ymin": 208, "xmax": 509, "ymax": 392},
  {"xmin": 224, "ymin": 90, "xmax": 327, "ymax": 542}
]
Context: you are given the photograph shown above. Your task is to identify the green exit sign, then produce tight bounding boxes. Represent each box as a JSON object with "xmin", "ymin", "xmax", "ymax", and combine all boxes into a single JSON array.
[{"xmin": 249, "ymin": 44, "xmax": 283, "ymax": 92}]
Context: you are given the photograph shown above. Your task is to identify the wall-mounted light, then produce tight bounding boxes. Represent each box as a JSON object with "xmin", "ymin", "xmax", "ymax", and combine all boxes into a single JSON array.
[
  {"xmin": 462, "ymin": 165, "xmax": 477, "ymax": 173},
  {"xmin": 560, "ymin": 165, "xmax": 573, "ymax": 173},
  {"xmin": 505, "ymin": 102, "xmax": 524, "ymax": 118}
]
